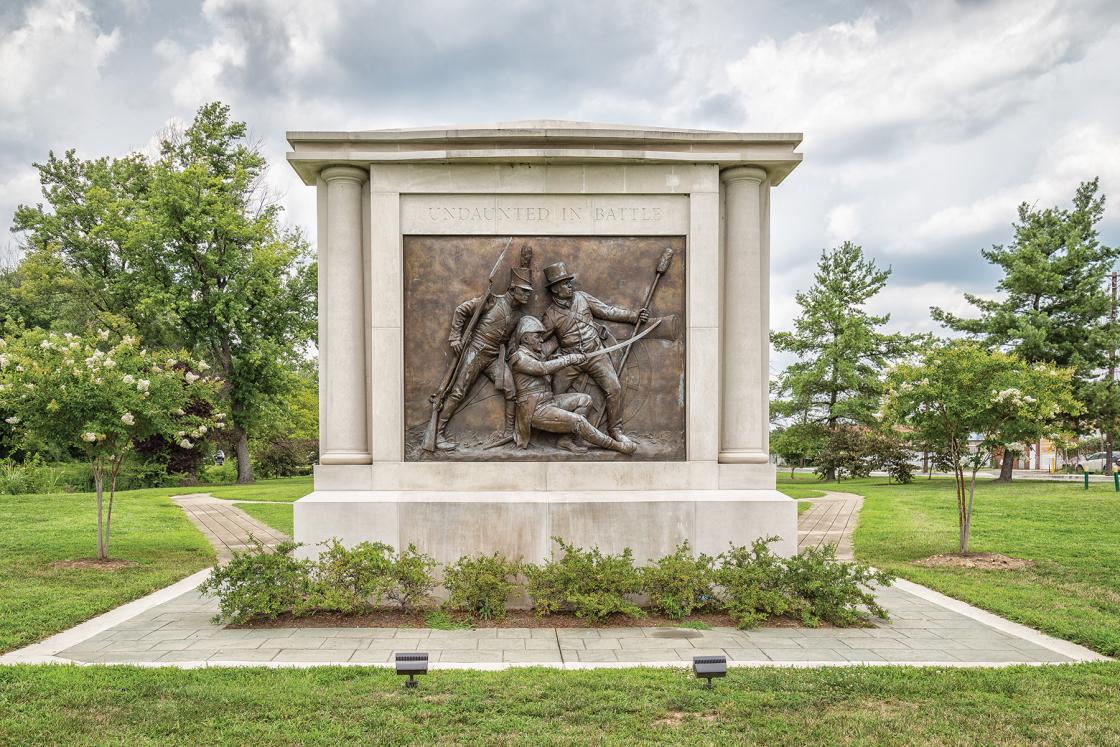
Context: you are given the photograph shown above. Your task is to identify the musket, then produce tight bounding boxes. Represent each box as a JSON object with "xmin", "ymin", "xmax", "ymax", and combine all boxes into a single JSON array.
[
  {"xmin": 421, "ymin": 238, "xmax": 513, "ymax": 452},
  {"xmin": 593, "ymin": 247, "xmax": 674, "ymax": 428}
]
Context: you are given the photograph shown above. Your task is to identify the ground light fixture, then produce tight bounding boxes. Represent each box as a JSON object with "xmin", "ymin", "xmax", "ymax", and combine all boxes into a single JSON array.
[
  {"xmin": 395, "ymin": 652, "xmax": 428, "ymax": 688},
  {"xmin": 693, "ymin": 655, "xmax": 727, "ymax": 689}
]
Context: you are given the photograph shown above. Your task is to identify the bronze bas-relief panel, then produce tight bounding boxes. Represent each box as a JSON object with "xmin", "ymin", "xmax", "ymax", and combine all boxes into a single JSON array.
[{"xmin": 403, "ymin": 235, "xmax": 686, "ymax": 461}]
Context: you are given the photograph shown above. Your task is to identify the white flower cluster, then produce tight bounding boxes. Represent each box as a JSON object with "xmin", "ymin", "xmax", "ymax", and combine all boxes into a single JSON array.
[{"xmin": 121, "ymin": 412, "xmax": 135, "ymax": 426}]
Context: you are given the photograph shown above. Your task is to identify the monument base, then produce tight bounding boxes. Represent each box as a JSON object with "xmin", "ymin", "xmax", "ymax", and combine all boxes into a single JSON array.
[{"xmin": 293, "ymin": 489, "xmax": 797, "ymax": 563}]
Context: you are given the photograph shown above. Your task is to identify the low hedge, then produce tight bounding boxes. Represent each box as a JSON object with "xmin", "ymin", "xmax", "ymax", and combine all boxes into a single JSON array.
[{"xmin": 201, "ymin": 536, "xmax": 894, "ymax": 629}]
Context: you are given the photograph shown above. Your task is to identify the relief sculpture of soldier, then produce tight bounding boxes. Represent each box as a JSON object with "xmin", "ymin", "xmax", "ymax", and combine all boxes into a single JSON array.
[
  {"xmin": 507, "ymin": 316, "xmax": 637, "ymax": 455},
  {"xmin": 540, "ymin": 261, "xmax": 649, "ymax": 450},
  {"xmin": 432, "ymin": 265, "xmax": 533, "ymax": 451}
]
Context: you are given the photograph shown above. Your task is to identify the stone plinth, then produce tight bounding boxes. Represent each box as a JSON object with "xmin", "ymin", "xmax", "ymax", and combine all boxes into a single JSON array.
[{"xmin": 287, "ymin": 120, "xmax": 803, "ymax": 561}]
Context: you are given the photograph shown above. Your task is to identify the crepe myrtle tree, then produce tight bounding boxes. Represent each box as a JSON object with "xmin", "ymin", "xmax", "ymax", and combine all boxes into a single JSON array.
[
  {"xmin": 884, "ymin": 341, "xmax": 1077, "ymax": 555},
  {"xmin": 0, "ymin": 329, "xmax": 221, "ymax": 560}
]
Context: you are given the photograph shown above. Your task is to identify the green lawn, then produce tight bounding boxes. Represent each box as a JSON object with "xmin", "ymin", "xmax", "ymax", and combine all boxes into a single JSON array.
[
  {"xmin": 797, "ymin": 500, "xmax": 812, "ymax": 515},
  {"xmin": 238, "ymin": 502, "xmax": 294, "ymax": 535},
  {"xmin": 794, "ymin": 475, "xmax": 1120, "ymax": 657},
  {"xmin": 206, "ymin": 476, "xmax": 312, "ymax": 502},
  {"xmin": 2, "ymin": 663, "xmax": 1119, "ymax": 745},
  {"xmin": 0, "ymin": 487, "xmax": 213, "ymax": 654},
  {"xmin": 775, "ymin": 472, "xmax": 827, "ymax": 499}
]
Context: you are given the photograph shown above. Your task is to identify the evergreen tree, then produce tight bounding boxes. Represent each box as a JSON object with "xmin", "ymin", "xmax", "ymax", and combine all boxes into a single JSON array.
[
  {"xmin": 932, "ymin": 179, "xmax": 1118, "ymax": 479},
  {"xmin": 771, "ymin": 241, "xmax": 921, "ymax": 480}
]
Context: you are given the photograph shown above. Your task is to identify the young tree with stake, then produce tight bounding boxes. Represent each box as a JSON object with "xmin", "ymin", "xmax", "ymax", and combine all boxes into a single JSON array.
[
  {"xmin": 0, "ymin": 330, "xmax": 219, "ymax": 560},
  {"xmin": 885, "ymin": 341, "xmax": 1077, "ymax": 555}
]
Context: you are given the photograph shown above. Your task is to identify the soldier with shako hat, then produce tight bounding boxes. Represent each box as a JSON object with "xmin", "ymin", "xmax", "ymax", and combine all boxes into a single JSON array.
[
  {"xmin": 433, "ymin": 266, "xmax": 534, "ymax": 450},
  {"xmin": 539, "ymin": 260, "xmax": 649, "ymax": 451}
]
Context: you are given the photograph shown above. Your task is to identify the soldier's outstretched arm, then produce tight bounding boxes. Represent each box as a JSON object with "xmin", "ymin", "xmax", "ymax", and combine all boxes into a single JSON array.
[{"xmin": 584, "ymin": 291, "xmax": 643, "ymax": 324}]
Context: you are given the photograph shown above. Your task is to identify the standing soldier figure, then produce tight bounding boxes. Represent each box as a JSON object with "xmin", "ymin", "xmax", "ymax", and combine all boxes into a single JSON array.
[
  {"xmin": 434, "ymin": 267, "xmax": 533, "ymax": 450},
  {"xmin": 540, "ymin": 261, "xmax": 649, "ymax": 451},
  {"xmin": 508, "ymin": 316, "xmax": 637, "ymax": 454}
]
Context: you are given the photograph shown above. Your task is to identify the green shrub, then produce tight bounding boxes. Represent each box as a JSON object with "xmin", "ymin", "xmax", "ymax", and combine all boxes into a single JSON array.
[
  {"xmin": 715, "ymin": 537, "xmax": 796, "ymax": 629},
  {"xmin": 253, "ymin": 438, "xmax": 318, "ymax": 478},
  {"xmin": 303, "ymin": 540, "xmax": 395, "ymax": 614},
  {"xmin": 199, "ymin": 539, "xmax": 312, "ymax": 624},
  {"xmin": 201, "ymin": 463, "xmax": 238, "ymax": 484},
  {"xmin": 443, "ymin": 552, "xmax": 522, "ymax": 621},
  {"xmin": 783, "ymin": 545, "xmax": 894, "ymax": 627},
  {"xmin": 386, "ymin": 544, "xmax": 437, "ymax": 610},
  {"xmin": 525, "ymin": 537, "xmax": 643, "ymax": 621},
  {"xmin": 0, "ymin": 457, "xmax": 64, "ymax": 495},
  {"xmin": 640, "ymin": 541, "xmax": 716, "ymax": 619}
]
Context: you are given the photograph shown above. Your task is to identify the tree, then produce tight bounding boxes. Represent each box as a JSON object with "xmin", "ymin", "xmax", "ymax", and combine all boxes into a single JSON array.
[
  {"xmin": 11, "ymin": 103, "xmax": 317, "ymax": 483},
  {"xmin": 770, "ymin": 419, "xmax": 826, "ymax": 478},
  {"xmin": 885, "ymin": 341, "xmax": 1077, "ymax": 555},
  {"xmin": 0, "ymin": 330, "xmax": 219, "ymax": 560},
  {"xmin": 771, "ymin": 241, "xmax": 922, "ymax": 480},
  {"xmin": 932, "ymin": 179, "xmax": 1119, "ymax": 480}
]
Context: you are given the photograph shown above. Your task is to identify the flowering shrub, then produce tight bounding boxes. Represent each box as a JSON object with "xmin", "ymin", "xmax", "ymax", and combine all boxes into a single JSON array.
[{"xmin": 0, "ymin": 329, "xmax": 219, "ymax": 559}]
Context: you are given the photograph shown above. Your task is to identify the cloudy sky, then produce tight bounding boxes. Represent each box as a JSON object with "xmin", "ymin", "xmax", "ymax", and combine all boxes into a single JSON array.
[{"xmin": 3, "ymin": 0, "xmax": 1120, "ymax": 370}]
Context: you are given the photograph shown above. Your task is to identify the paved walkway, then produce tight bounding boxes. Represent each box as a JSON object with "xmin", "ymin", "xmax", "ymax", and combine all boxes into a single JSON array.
[
  {"xmin": 171, "ymin": 494, "xmax": 288, "ymax": 563},
  {"xmin": 2, "ymin": 573, "xmax": 1103, "ymax": 668},
  {"xmin": 797, "ymin": 490, "xmax": 863, "ymax": 560}
]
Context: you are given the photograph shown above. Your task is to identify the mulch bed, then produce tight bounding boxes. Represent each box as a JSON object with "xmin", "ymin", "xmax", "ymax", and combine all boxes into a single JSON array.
[
  {"xmin": 50, "ymin": 558, "xmax": 138, "ymax": 571},
  {"xmin": 914, "ymin": 552, "xmax": 1032, "ymax": 571},
  {"xmin": 231, "ymin": 609, "xmax": 826, "ymax": 630}
]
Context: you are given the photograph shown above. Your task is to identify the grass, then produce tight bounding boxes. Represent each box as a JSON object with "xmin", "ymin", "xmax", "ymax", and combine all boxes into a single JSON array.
[
  {"xmin": 793, "ymin": 474, "xmax": 1120, "ymax": 657},
  {"xmin": 775, "ymin": 471, "xmax": 827, "ymax": 499},
  {"xmin": 237, "ymin": 502, "xmax": 294, "ymax": 535},
  {"xmin": 206, "ymin": 476, "xmax": 312, "ymax": 502},
  {"xmin": 2, "ymin": 663, "xmax": 1119, "ymax": 745},
  {"xmin": 797, "ymin": 500, "xmax": 812, "ymax": 515},
  {"xmin": 0, "ymin": 476, "xmax": 310, "ymax": 653},
  {"xmin": 0, "ymin": 486, "xmax": 213, "ymax": 654}
]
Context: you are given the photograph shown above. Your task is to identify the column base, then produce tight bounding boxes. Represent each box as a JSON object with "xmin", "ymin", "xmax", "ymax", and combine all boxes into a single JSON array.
[
  {"xmin": 718, "ymin": 449, "xmax": 770, "ymax": 464},
  {"xmin": 319, "ymin": 451, "xmax": 373, "ymax": 465}
]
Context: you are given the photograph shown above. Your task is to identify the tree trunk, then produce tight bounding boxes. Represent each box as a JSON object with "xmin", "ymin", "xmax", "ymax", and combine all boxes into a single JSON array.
[
  {"xmin": 961, "ymin": 468, "xmax": 978, "ymax": 555},
  {"xmin": 997, "ymin": 450, "xmax": 1014, "ymax": 482},
  {"xmin": 235, "ymin": 429, "xmax": 254, "ymax": 484},
  {"xmin": 93, "ymin": 468, "xmax": 105, "ymax": 561},
  {"xmin": 104, "ymin": 457, "xmax": 122, "ymax": 559}
]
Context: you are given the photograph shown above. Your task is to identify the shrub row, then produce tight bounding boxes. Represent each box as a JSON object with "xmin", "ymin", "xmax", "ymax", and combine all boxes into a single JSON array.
[{"xmin": 200, "ymin": 537, "xmax": 894, "ymax": 629}]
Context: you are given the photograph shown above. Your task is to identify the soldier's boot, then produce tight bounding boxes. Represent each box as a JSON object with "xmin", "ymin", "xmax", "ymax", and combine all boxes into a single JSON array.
[
  {"xmin": 607, "ymin": 425, "xmax": 636, "ymax": 452},
  {"xmin": 556, "ymin": 435, "xmax": 589, "ymax": 454},
  {"xmin": 577, "ymin": 420, "xmax": 637, "ymax": 455},
  {"xmin": 483, "ymin": 400, "xmax": 516, "ymax": 449},
  {"xmin": 435, "ymin": 416, "xmax": 458, "ymax": 451}
]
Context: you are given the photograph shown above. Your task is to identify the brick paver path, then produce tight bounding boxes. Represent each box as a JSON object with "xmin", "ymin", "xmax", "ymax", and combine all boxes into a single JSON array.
[
  {"xmin": 797, "ymin": 491, "xmax": 863, "ymax": 560},
  {"xmin": 171, "ymin": 494, "xmax": 288, "ymax": 563}
]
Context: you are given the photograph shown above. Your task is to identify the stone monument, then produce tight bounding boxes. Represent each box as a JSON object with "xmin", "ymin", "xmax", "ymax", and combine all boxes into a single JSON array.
[{"xmin": 286, "ymin": 121, "xmax": 802, "ymax": 563}]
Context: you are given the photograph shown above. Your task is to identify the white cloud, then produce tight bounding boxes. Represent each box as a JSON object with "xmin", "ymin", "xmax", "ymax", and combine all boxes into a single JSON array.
[
  {"xmin": 724, "ymin": 1, "xmax": 1105, "ymax": 153},
  {"xmin": 0, "ymin": 0, "xmax": 120, "ymax": 134},
  {"xmin": 912, "ymin": 122, "xmax": 1120, "ymax": 246},
  {"xmin": 825, "ymin": 203, "xmax": 859, "ymax": 245}
]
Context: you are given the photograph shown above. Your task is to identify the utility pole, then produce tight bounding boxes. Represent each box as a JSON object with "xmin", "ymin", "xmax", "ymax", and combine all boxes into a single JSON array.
[{"xmin": 1107, "ymin": 272, "xmax": 1117, "ymax": 474}]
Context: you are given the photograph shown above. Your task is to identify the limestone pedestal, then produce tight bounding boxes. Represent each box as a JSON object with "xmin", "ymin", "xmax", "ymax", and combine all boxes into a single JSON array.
[{"xmin": 287, "ymin": 121, "xmax": 803, "ymax": 562}]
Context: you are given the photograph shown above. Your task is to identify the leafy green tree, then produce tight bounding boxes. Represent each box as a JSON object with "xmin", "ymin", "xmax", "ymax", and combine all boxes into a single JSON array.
[
  {"xmin": 771, "ymin": 241, "xmax": 922, "ymax": 480},
  {"xmin": 10, "ymin": 103, "xmax": 317, "ymax": 482},
  {"xmin": 770, "ymin": 419, "xmax": 826, "ymax": 478},
  {"xmin": 885, "ymin": 341, "xmax": 1078, "ymax": 554},
  {"xmin": 932, "ymin": 179, "xmax": 1119, "ymax": 479},
  {"xmin": 0, "ymin": 330, "xmax": 219, "ymax": 559}
]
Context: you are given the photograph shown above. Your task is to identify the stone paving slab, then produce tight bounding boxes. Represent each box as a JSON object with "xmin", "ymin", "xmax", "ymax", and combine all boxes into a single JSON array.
[
  {"xmin": 797, "ymin": 491, "xmax": 863, "ymax": 559},
  {"xmin": 9, "ymin": 580, "xmax": 1100, "ymax": 669}
]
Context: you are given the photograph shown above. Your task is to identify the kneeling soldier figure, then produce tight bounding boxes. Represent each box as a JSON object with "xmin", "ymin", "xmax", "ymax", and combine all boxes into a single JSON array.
[{"xmin": 509, "ymin": 316, "xmax": 637, "ymax": 455}]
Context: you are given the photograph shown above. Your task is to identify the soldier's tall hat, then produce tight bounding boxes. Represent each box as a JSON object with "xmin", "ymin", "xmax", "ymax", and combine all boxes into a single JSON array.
[
  {"xmin": 543, "ymin": 261, "xmax": 576, "ymax": 287},
  {"xmin": 509, "ymin": 266, "xmax": 534, "ymax": 291}
]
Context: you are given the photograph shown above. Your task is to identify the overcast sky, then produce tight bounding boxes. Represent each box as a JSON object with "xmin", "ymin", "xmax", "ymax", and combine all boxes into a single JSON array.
[{"xmin": 3, "ymin": 0, "xmax": 1120, "ymax": 371}]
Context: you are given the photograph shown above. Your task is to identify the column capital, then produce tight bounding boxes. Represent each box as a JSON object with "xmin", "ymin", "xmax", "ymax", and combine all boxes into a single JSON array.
[
  {"xmin": 720, "ymin": 166, "xmax": 767, "ymax": 185},
  {"xmin": 321, "ymin": 165, "xmax": 369, "ymax": 184}
]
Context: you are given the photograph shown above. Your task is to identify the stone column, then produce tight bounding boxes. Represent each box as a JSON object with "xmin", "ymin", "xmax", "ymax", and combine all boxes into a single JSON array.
[
  {"xmin": 319, "ymin": 166, "xmax": 371, "ymax": 464},
  {"xmin": 719, "ymin": 166, "xmax": 770, "ymax": 464}
]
